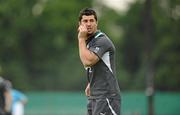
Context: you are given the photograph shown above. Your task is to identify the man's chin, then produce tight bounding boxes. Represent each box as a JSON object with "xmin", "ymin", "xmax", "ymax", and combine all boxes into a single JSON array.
[
  {"xmin": 87, "ymin": 33, "xmax": 93, "ymax": 37},
  {"xmin": 87, "ymin": 31, "xmax": 93, "ymax": 35}
]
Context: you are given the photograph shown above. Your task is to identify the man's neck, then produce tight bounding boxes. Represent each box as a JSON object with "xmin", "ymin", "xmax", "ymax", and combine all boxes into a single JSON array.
[
  {"xmin": 87, "ymin": 30, "xmax": 99, "ymax": 38},
  {"xmin": 86, "ymin": 30, "xmax": 100, "ymax": 44}
]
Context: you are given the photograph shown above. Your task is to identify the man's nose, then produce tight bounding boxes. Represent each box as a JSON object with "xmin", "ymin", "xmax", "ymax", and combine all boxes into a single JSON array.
[{"xmin": 87, "ymin": 21, "xmax": 91, "ymax": 25}]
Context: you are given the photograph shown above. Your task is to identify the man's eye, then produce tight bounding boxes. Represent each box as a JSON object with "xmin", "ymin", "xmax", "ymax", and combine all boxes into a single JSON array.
[
  {"xmin": 90, "ymin": 19, "xmax": 95, "ymax": 22},
  {"xmin": 83, "ymin": 20, "xmax": 88, "ymax": 23}
]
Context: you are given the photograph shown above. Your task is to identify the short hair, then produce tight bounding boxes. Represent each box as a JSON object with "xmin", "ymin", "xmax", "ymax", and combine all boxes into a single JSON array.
[
  {"xmin": 0, "ymin": 77, "xmax": 12, "ymax": 89},
  {"xmin": 78, "ymin": 7, "xmax": 97, "ymax": 22}
]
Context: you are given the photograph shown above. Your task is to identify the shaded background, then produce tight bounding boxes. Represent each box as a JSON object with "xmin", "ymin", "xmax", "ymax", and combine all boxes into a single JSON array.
[{"xmin": 0, "ymin": 0, "xmax": 180, "ymax": 114}]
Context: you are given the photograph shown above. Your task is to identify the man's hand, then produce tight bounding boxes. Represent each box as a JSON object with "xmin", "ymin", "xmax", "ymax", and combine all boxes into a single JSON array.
[
  {"xmin": 85, "ymin": 83, "xmax": 90, "ymax": 97},
  {"xmin": 78, "ymin": 24, "xmax": 88, "ymax": 40}
]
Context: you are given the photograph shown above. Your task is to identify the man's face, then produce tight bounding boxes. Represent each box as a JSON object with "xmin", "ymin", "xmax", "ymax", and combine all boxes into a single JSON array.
[{"xmin": 79, "ymin": 15, "xmax": 98, "ymax": 36}]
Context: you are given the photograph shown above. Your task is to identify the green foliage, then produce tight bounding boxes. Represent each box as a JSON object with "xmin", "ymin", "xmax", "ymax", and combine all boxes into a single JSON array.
[
  {"xmin": 0, "ymin": 0, "xmax": 179, "ymax": 91},
  {"xmin": 116, "ymin": 0, "xmax": 180, "ymax": 91},
  {"xmin": 0, "ymin": 0, "xmax": 90, "ymax": 90}
]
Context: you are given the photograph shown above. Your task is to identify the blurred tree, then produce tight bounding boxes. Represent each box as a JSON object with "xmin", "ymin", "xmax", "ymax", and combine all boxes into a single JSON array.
[
  {"xmin": 152, "ymin": 0, "xmax": 180, "ymax": 91},
  {"xmin": 0, "ymin": 0, "xmax": 179, "ymax": 92},
  {"xmin": 0, "ymin": 0, "xmax": 91, "ymax": 91},
  {"xmin": 115, "ymin": 0, "xmax": 180, "ymax": 91}
]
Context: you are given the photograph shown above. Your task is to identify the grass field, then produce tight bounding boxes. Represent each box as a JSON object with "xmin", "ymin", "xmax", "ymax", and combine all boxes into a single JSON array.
[{"xmin": 25, "ymin": 92, "xmax": 180, "ymax": 115}]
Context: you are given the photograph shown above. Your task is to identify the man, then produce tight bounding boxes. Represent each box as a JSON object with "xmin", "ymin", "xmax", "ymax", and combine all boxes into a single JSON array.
[
  {"xmin": 0, "ymin": 77, "xmax": 12, "ymax": 115},
  {"xmin": 77, "ymin": 7, "xmax": 121, "ymax": 115}
]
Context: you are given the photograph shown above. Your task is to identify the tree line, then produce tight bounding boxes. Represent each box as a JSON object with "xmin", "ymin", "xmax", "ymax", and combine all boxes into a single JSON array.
[{"xmin": 0, "ymin": 0, "xmax": 179, "ymax": 92}]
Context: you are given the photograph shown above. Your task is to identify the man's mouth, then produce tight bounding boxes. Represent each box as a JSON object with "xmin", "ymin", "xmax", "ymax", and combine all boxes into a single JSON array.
[{"xmin": 87, "ymin": 28, "xmax": 92, "ymax": 31}]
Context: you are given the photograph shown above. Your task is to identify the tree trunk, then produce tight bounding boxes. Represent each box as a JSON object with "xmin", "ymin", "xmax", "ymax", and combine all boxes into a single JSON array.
[{"xmin": 143, "ymin": 0, "xmax": 155, "ymax": 115}]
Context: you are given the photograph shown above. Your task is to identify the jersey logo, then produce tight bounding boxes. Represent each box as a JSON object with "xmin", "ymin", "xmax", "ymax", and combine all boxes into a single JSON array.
[{"xmin": 94, "ymin": 47, "xmax": 100, "ymax": 53}]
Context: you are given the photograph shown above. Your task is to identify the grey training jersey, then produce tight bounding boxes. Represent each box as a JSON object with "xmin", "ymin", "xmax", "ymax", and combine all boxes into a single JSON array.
[{"xmin": 86, "ymin": 31, "xmax": 120, "ymax": 99}]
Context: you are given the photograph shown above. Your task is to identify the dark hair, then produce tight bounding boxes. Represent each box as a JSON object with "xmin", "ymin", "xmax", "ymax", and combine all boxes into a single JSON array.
[
  {"xmin": 0, "ymin": 77, "xmax": 12, "ymax": 89},
  {"xmin": 78, "ymin": 7, "xmax": 97, "ymax": 22}
]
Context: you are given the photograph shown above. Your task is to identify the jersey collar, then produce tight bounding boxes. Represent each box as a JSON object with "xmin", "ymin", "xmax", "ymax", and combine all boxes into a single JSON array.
[{"xmin": 86, "ymin": 30, "xmax": 101, "ymax": 43}]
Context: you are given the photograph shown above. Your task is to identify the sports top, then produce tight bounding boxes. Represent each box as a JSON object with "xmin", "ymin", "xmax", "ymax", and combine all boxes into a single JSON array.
[{"xmin": 86, "ymin": 30, "xmax": 120, "ymax": 99}]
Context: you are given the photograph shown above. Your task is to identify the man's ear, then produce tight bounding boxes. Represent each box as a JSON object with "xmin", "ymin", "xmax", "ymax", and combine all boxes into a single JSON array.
[
  {"xmin": 78, "ymin": 22, "xmax": 81, "ymax": 26},
  {"xmin": 95, "ymin": 21, "xmax": 98, "ymax": 27}
]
